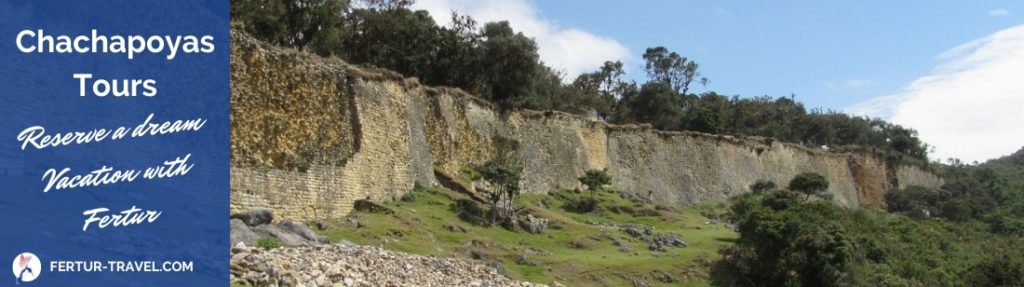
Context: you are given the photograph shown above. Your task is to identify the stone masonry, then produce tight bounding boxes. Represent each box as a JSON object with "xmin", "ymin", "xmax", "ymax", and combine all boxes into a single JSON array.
[{"xmin": 229, "ymin": 31, "xmax": 943, "ymax": 221}]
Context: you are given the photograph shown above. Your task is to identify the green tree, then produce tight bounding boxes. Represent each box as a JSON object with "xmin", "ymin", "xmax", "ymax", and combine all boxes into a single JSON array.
[
  {"xmin": 578, "ymin": 169, "xmax": 612, "ymax": 198},
  {"xmin": 344, "ymin": 7, "xmax": 440, "ymax": 78},
  {"xmin": 476, "ymin": 160, "xmax": 522, "ymax": 224},
  {"xmin": 789, "ymin": 172, "xmax": 829, "ymax": 200},
  {"xmin": 480, "ymin": 21, "xmax": 540, "ymax": 110},
  {"xmin": 723, "ymin": 192, "xmax": 852, "ymax": 286},
  {"xmin": 627, "ymin": 82, "xmax": 683, "ymax": 130},
  {"xmin": 231, "ymin": 0, "xmax": 350, "ymax": 54},
  {"xmin": 474, "ymin": 136, "xmax": 523, "ymax": 224},
  {"xmin": 642, "ymin": 46, "xmax": 704, "ymax": 95},
  {"xmin": 428, "ymin": 11, "xmax": 485, "ymax": 90},
  {"xmin": 685, "ymin": 107, "xmax": 723, "ymax": 134}
]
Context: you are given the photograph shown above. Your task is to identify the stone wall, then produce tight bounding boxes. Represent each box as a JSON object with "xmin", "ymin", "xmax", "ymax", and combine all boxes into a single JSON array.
[{"xmin": 230, "ymin": 31, "xmax": 943, "ymax": 221}]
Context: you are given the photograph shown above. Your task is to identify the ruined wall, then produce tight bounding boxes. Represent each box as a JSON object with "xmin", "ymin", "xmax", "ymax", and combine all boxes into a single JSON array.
[
  {"xmin": 896, "ymin": 165, "xmax": 944, "ymax": 190},
  {"xmin": 231, "ymin": 34, "xmax": 439, "ymax": 219},
  {"xmin": 604, "ymin": 131, "xmax": 863, "ymax": 207},
  {"xmin": 230, "ymin": 32, "xmax": 943, "ymax": 220}
]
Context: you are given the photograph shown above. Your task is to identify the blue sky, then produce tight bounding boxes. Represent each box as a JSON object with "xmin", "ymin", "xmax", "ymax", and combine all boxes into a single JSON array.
[
  {"xmin": 534, "ymin": 0, "xmax": 1023, "ymax": 109},
  {"xmin": 414, "ymin": 1, "xmax": 1024, "ymax": 162}
]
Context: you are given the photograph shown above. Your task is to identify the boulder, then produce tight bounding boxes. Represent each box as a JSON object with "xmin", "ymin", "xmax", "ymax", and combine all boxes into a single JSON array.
[
  {"xmin": 647, "ymin": 234, "xmax": 687, "ymax": 251},
  {"xmin": 517, "ymin": 214, "xmax": 548, "ymax": 234},
  {"xmin": 444, "ymin": 223, "xmax": 467, "ymax": 233},
  {"xmin": 231, "ymin": 218, "xmax": 260, "ymax": 246},
  {"xmin": 254, "ymin": 222, "xmax": 328, "ymax": 247},
  {"xmin": 278, "ymin": 220, "xmax": 330, "ymax": 244},
  {"xmin": 254, "ymin": 224, "xmax": 308, "ymax": 247},
  {"xmin": 231, "ymin": 208, "xmax": 274, "ymax": 226},
  {"xmin": 620, "ymin": 224, "xmax": 650, "ymax": 238}
]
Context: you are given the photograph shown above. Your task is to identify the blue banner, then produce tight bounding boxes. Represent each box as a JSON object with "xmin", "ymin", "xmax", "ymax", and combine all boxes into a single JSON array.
[{"xmin": 0, "ymin": 0, "xmax": 229, "ymax": 286}]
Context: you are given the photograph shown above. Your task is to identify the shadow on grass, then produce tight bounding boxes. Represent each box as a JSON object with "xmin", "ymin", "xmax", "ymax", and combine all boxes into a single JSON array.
[
  {"xmin": 713, "ymin": 237, "xmax": 737, "ymax": 243},
  {"xmin": 709, "ymin": 258, "xmax": 746, "ymax": 287}
]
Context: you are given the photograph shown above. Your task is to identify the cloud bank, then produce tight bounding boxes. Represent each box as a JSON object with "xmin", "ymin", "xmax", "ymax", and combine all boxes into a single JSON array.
[
  {"xmin": 412, "ymin": 0, "xmax": 631, "ymax": 78},
  {"xmin": 989, "ymin": 9, "xmax": 1010, "ymax": 17},
  {"xmin": 847, "ymin": 24, "xmax": 1024, "ymax": 163}
]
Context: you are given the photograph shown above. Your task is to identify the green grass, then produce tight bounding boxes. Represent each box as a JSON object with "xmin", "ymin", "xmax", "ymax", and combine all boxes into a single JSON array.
[{"xmin": 316, "ymin": 186, "xmax": 736, "ymax": 286}]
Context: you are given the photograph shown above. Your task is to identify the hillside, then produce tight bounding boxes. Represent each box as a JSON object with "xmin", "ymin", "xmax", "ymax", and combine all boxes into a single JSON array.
[{"xmin": 314, "ymin": 185, "xmax": 736, "ymax": 286}]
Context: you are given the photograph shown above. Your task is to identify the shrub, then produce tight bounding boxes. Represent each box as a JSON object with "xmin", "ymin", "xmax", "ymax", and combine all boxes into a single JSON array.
[
  {"xmin": 726, "ymin": 197, "xmax": 851, "ymax": 286},
  {"xmin": 749, "ymin": 180, "xmax": 777, "ymax": 194},
  {"xmin": 452, "ymin": 198, "xmax": 488, "ymax": 226},
  {"xmin": 603, "ymin": 203, "xmax": 634, "ymax": 214},
  {"xmin": 578, "ymin": 169, "xmax": 613, "ymax": 197},
  {"xmin": 964, "ymin": 255, "xmax": 1024, "ymax": 286},
  {"xmin": 789, "ymin": 172, "xmax": 829, "ymax": 199},
  {"xmin": 762, "ymin": 189, "xmax": 802, "ymax": 210},
  {"xmin": 565, "ymin": 197, "xmax": 599, "ymax": 213},
  {"xmin": 631, "ymin": 207, "xmax": 660, "ymax": 217},
  {"xmin": 460, "ymin": 166, "xmax": 482, "ymax": 181},
  {"xmin": 256, "ymin": 238, "xmax": 282, "ymax": 250},
  {"xmin": 400, "ymin": 192, "xmax": 417, "ymax": 202},
  {"xmin": 884, "ymin": 185, "xmax": 936, "ymax": 216}
]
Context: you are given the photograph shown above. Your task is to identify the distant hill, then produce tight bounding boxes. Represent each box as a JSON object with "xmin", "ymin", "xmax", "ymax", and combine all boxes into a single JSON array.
[{"xmin": 981, "ymin": 146, "xmax": 1024, "ymax": 181}]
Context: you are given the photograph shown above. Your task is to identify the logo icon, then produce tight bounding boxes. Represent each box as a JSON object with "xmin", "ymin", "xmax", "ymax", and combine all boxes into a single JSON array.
[{"xmin": 12, "ymin": 252, "xmax": 41, "ymax": 284}]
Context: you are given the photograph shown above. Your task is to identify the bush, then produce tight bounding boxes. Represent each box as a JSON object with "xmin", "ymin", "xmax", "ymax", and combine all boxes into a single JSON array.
[
  {"xmin": 452, "ymin": 198, "xmax": 488, "ymax": 226},
  {"xmin": 578, "ymin": 169, "xmax": 612, "ymax": 196},
  {"xmin": 460, "ymin": 166, "xmax": 482, "ymax": 181},
  {"xmin": 762, "ymin": 189, "xmax": 802, "ymax": 210},
  {"xmin": 749, "ymin": 180, "xmax": 777, "ymax": 194},
  {"xmin": 400, "ymin": 192, "xmax": 417, "ymax": 202},
  {"xmin": 884, "ymin": 185, "xmax": 936, "ymax": 216},
  {"xmin": 789, "ymin": 172, "xmax": 829, "ymax": 199},
  {"xmin": 564, "ymin": 197, "xmax": 599, "ymax": 213},
  {"xmin": 256, "ymin": 238, "xmax": 282, "ymax": 250},
  {"xmin": 603, "ymin": 202, "xmax": 633, "ymax": 214},
  {"xmin": 725, "ymin": 198, "xmax": 852, "ymax": 286},
  {"xmin": 631, "ymin": 206, "xmax": 660, "ymax": 217},
  {"xmin": 964, "ymin": 255, "xmax": 1024, "ymax": 286}
]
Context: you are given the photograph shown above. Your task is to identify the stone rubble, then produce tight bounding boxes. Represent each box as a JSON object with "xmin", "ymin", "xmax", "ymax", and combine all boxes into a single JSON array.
[
  {"xmin": 231, "ymin": 243, "xmax": 547, "ymax": 287},
  {"xmin": 612, "ymin": 223, "xmax": 688, "ymax": 252}
]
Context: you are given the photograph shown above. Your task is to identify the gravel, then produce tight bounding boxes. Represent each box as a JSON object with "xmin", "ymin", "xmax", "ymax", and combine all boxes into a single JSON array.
[{"xmin": 230, "ymin": 243, "xmax": 546, "ymax": 287}]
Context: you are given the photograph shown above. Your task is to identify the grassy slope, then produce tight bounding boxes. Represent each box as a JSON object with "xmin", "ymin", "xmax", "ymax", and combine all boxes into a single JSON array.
[{"xmin": 316, "ymin": 187, "xmax": 736, "ymax": 286}]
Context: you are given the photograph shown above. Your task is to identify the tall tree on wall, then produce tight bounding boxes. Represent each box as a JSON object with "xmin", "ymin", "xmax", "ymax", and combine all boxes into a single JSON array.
[
  {"xmin": 345, "ymin": 7, "xmax": 440, "ymax": 78},
  {"xmin": 231, "ymin": 0, "xmax": 350, "ymax": 54},
  {"xmin": 642, "ymin": 46, "xmax": 704, "ymax": 95},
  {"xmin": 627, "ymin": 82, "xmax": 684, "ymax": 130},
  {"xmin": 480, "ymin": 21, "xmax": 540, "ymax": 110},
  {"xmin": 430, "ymin": 12, "xmax": 484, "ymax": 92},
  {"xmin": 571, "ymin": 61, "xmax": 628, "ymax": 118}
]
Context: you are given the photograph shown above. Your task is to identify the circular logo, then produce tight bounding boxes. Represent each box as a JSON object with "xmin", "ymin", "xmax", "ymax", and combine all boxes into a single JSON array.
[{"xmin": 12, "ymin": 252, "xmax": 41, "ymax": 283}]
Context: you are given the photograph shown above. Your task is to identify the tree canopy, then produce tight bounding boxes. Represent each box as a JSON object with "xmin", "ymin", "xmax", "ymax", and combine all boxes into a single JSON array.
[{"xmin": 789, "ymin": 172, "xmax": 830, "ymax": 199}]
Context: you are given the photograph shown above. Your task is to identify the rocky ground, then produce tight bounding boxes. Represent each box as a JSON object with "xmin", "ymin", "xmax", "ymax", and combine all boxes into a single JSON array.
[{"xmin": 230, "ymin": 242, "xmax": 547, "ymax": 287}]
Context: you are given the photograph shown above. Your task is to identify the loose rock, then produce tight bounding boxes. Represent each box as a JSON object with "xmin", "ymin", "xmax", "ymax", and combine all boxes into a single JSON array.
[{"xmin": 232, "ymin": 244, "xmax": 545, "ymax": 287}]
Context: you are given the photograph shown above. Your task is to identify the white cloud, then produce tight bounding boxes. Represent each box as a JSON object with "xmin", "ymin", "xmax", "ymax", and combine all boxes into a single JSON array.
[
  {"xmin": 412, "ymin": 0, "xmax": 631, "ymax": 78},
  {"xmin": 847, "ymin": 24, "xmax": 1024, "ymax": 163},
  {"xmin": 989, "ymin": 9, "xmax": 1010, "ymax": 16},
  {"xmin": 826, "ymin": 79, "xmax": 874, "ymax": 90}
]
